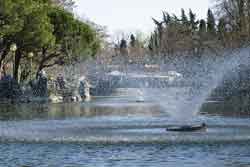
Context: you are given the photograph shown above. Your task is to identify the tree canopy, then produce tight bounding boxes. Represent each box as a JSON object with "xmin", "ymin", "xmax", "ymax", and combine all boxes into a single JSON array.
[
  {"xmin": 148, "ymin": 4, "xmax": 250, "ymax": 57},
  {"xmin": 0, "ymin": 0, "xmax": 101, "ymax": 82}
]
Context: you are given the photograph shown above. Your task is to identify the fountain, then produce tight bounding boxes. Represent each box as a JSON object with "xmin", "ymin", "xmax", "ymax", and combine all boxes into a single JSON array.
[
  {"xmin": 50, "ymin": 48, "xmax": 250, "ymax": 122},
  {"xmin": 1, "ymin": 48, "xmax": 250, "ymax": 142},
  {"xmin": 135, "ymin": 48, "xmax": 250, "ymax": 122},
  {"xmin": 1, "ymin": 52, "xmax": 250, "ymax": 167}
]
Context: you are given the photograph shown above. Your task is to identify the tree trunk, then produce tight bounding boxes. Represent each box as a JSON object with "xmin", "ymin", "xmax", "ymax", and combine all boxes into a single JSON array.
[
  {"xmin": 13, "ymin": 49, "xmax": 22, "ymax": 82},
  {"xmin": 36, "ymin": 63, "xmax": 44, "ymax": 78},
  {"xmin": 0, "ymin": 48, "xmax": 8, "ymax": 69},
  {"xmin": 36, "ymin": 47, "xmax": 48, "ymax": 78},
  {"xmin": 247, "ymin": 0, "xmax": 250, "ymax": 39},
  {"xmin": 0, "ymin": 43, "xmax": 10, "ymax": 69}
]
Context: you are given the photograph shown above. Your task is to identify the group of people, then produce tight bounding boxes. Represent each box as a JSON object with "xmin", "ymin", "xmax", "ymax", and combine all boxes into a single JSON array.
[
  {"xmin": 55, "ymin": 74, "xmax": 91, "ymax": 101},
  {"xmin": 0, "ymin": 64, "xmax": 90, "ymax": 101}
]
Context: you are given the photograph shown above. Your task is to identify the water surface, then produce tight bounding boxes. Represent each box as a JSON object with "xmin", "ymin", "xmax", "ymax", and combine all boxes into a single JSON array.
[{"xmin": 0, "ymin": 96, "xmax": 250, "ymax": 167}]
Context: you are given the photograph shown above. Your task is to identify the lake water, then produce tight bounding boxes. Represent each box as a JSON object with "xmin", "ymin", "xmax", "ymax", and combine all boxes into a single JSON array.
[{"xmin": 0, "ymin": 95, "xmax": 250, "ymax": 167}]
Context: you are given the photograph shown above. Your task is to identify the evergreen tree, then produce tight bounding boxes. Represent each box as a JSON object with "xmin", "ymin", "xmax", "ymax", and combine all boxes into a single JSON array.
[
  {"xmin": 130, "ymin": 34, "xmax": 136, "ymax": 47},
  {"xmin": 181, "ymin": 8, "xmax": 188, "ymax": 25},
  {"xmin": 207, "ymin": 9, "xmax": 216, "ymax": 34},
  {"xmin": 199, "ymin": 19, "xmax": 206, "ymax": 33},
  {"xmin": 120, "ymin": 39, "xmax": 127, "ymax": 49},
  {"xmin": 0, "ymin": 0, "xmax": 100, "ymax": 81},
  {"xmin": 152, "ymin": 17, "xmax": 163, "ymax": 48},
  {"xmin": 52, "ymin": 0, "xmax": 75, "ymax": 11},
  {"xmin": 217, "ymin": 18, "xmax": 227, "ymax": 42},
  {"xmin": 1, "ymin": 0, "xmax": 55, "ymax": 81},
  {"xmin": 189, "ymin": 9, "xmax": 198, "ymax": 30},
  {"xmin": 163, "ymin": 12, "xmax": 171, "ymax": 25},
  {"xmin": 37, "ymin": 7, "xmax": 99, "ymax": 73},
  {"xmin": 148, "ymin": 36, "xmax": 154, "ymax": 51},
  {"xmin": 119, "ymin": 38, "xmax": 128, "ymax": 57},
  {"xmin": 172, "ymin": 14, "xmax": 180, "ymax": 26}
]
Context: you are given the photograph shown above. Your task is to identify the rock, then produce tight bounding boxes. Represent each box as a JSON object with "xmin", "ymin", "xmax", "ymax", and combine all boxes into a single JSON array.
[{"xmin": 49, "ymin": 94, "xmax": 63, "ymax": 103}]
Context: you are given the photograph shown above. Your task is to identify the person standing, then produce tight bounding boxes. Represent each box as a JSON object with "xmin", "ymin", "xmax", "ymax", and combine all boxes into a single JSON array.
[{"xmin": 56, "ymin": 74, "xmax": 66, "ymax": 90}]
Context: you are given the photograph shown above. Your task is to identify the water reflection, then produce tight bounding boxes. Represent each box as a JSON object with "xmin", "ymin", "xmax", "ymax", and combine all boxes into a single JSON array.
[
  {"xmin": 0, "ymin": 101, "xmax": 163, "ymax": 121},
  {"xmin": 0, "ymin": 99, "xmax": 249, "ymax": 122}
]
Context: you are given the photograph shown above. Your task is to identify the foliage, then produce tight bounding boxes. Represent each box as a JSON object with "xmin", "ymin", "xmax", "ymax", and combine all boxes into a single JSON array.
[
  {"xmin": 181, "ymin": 8, "xmax": 188, "ymax": 26},
  {"xmin": 207, "ymin": 9, "xmax": 216, "ymax": 34},
  {"xmin": 52, "ymin": 0, "xmax": 75, "ymax": 11},
  {"xmin": 130, "ymin": 34, "xmax": 136, "ymax": 48},
  {"xmin": 189, "ymin": 9, "xmax": 198, "ymax": 31},
  {"xmin": 0, "ymin": 0, "xmax": 101, "ymax": 82},
  {"xmin": 148, "ymin": 3, "xmax": 250, "ymax": 58}
]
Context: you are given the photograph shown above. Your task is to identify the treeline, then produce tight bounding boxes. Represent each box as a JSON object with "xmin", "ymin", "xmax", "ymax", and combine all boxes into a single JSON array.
[
  {"xmin": 109, "ymin": 0, "xmax": 250, "ymax": 64},
  {"xmin": 148, "ymin": 8, "xmax": 217, "ymax": 56},
  {"xmin": 0, "ymin": 0, "xmax": 101, "ymax": 82},
  {"xmin": 149, "ymin": 0, "xmax": 250, "ymax": 57}
]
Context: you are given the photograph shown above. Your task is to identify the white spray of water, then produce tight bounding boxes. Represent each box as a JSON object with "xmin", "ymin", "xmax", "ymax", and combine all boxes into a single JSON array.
[
  {"xmin": 153, "ymin": 49, "xmax": 250, "ymax": 122},
  {"xmin": 61, "ymin": 48, "xmax": 250, "ymax": 123}
]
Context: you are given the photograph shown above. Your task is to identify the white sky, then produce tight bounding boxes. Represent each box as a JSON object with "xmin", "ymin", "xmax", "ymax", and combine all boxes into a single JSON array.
[{"xmin": 74, "ymin": 0, "xmax": 211, "ymax": 35}]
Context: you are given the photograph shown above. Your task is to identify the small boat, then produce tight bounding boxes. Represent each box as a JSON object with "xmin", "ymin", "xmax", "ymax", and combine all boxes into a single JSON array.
[
  {"xmin": 166, "ymin": 123, "xmax": 207, "ymax": 132},
  {"xmin": 135, "ymin": 99, "xmax": 144, "ymax": 103}
]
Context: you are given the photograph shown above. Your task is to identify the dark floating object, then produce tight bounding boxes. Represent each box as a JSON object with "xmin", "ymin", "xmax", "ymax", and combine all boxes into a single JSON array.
[
  {"xmin": 166, "ymin": 123, "xmax": 207, "ymax": 132},
  {"xmin": 135, "ymin": 100, "xmax": 144, "ymax": 103}
]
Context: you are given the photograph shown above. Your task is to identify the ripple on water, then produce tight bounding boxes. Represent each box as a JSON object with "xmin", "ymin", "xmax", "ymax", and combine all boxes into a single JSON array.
[
  {"xmin": 1, "ymin": 118, "xmax": 250, "ymax": 144},
  {"xmin": 0, "ymin": 102, "xmax": 250, "ymax": 167}
]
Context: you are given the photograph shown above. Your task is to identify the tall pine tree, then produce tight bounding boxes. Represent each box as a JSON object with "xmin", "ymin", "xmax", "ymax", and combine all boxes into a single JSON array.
[
  {"xmin": 207, "ymin": 9, "xmax": 216, "ymax": 34},
  {"xmin": 181, "ymin": 8, "xmax": 188, "ymax": 25},
  {"xmin": 189, "ymin": 9, "xmax": 198, "ymax": 31}
]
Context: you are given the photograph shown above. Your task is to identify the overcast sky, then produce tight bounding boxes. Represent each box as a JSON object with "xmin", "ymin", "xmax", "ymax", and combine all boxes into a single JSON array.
[{"xmin": 74, "ymin": 0, "xmax": 211, "ymax": 34}]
